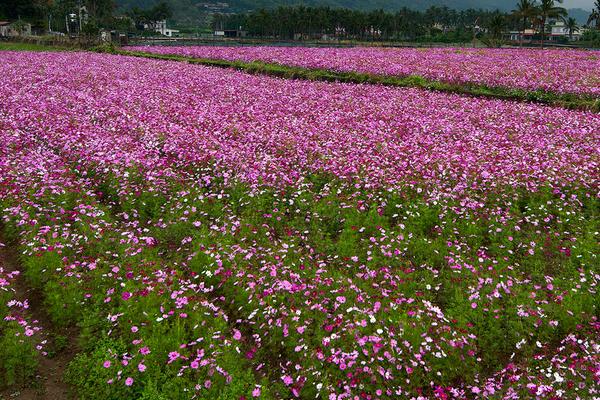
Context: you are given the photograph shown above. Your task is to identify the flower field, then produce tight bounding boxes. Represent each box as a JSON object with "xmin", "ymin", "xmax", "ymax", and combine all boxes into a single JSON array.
[
  {"xmin": 0, "ymin": 50, "xmax": 599, "ymax": 400},
  {"xmin": 126, "ymin": 46, "xmax": 600, "ymax": 96}
]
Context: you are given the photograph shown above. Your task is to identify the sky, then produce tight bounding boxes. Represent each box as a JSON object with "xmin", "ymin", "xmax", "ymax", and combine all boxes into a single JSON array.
[{"xmin": 562, "ymin": 0, "xmax": 595, "ymax": 10}]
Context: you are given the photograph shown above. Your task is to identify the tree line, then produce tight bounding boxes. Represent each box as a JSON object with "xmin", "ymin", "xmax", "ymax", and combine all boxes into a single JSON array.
[
  {"xmin": 214, "ymin": 1, "xmax": 600, "ymax": 43},
  {"xmin": 2, "ymin": 0, "xmax": 116, "ymax": 32},
  {"xmin": 0, "ymin": 0, "xmax": 172, "ymax": 35},
  {"xmin": 213, "ymin": 6, "xmax": 501, "ymax": 42}
]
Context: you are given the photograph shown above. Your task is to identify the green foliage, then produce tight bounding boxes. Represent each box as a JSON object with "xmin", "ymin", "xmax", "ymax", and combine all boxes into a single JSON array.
[
  {"xmin": 65, "ymin": 339, "xmax": 132, "ymax": 400},
  {"xmin": 127, "ymin": 2, "xmax": 173, "ymax": 32},
  {"xmin": 0, "ymin": 0, "xmax": 45, "ymax": 23},
  {"xmin": 0, "ymin": 323, "xmax": 38, "ymax": 388},
  {"xmin": 81, "ymin": 21, "xmax": 101, "ymax": 37},
  {"xmin": 581, "ymin": 29, "xmax": 600, "ymax": 47},
  {"xmin": 76, "ymin": 308, "xmax": 112, "ymax": 352},
  {"xmin": 0, "ymin": 42, "xmax": 68, "ymax": 51},
  {"xmin": 23, "ymin": 251, "xmax": 63, "ymax": 289},
  {"xmin": 43, "ymin": 280, "xmax": 84, "ymax": 327}
]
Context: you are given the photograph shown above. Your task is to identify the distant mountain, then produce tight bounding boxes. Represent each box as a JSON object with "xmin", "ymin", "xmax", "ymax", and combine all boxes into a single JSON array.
[
  {"xmin": 117, "ymin": 0, "xmax": 516, "ymax": 14},
  {"xmin": 115, "ymin": 0, "xmax": 594, "ymax": 27},
  {"xmin": 222, "ymin": 0, "xmax": 512, "ymax": 12},
  {"xmin": 567, "ymin": 8, "xmax": 592, "ymax": 25}
]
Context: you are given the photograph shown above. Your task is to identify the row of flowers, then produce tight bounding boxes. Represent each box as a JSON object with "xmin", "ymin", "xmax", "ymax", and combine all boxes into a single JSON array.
[{"xmin": 127, "ymin": 46, "xmax": 600, "ymax": 96}]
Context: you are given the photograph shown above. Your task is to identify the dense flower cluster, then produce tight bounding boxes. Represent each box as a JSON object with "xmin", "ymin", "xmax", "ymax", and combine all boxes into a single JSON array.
[
  {"xmin": 0, "ymin": 51, "xmax": 598, "ymax": 399},
  {"xmin": 127, "ymin": 46, "xmax": 600, "ymax": 96}
]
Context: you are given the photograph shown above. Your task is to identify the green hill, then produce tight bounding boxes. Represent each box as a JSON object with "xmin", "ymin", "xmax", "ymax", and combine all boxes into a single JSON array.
[
  {"xmin": 118, "ymin": 0, "xmax": 513, "ymax": 14},
  {"xmin": 116, "ymin": 0, "xmax": 591, "ymax": 28}
]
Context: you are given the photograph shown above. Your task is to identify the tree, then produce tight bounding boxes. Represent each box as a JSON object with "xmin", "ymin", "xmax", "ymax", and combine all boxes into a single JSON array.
[
  {"xmin": 562, "ymin": 16, "xmax": 579, "ymax": 40},
  {"xmin": 512, "ymin": 0, "xmax": 537, "ymax": 46},
  {"xmin": 81, "ymin": 20, "xmax": 99, "ymax": 37},
  {"xmin": 127, "ymin": 2, "xmax": 171, "ymax": 32},
  {"xmin": 587, "ymin": 0, "xmax": 600, "ymax": 29},
  {"xmin": 0, "ymin": 0, "xmax": 40, "ymax": 20},
  {"xmin": 86, "ymin": 0, "xmax": 114, "ymax": 25},
  {"xmin": 217, "ymin": 5, "xmax": 504, "ymax": 43},
  {"xmin": 0, "ymin": 0, "xmax": 50, "ymax": 28},
  {"xmin": 537, "ymin": 0, "xmax": 566, "ymax": 47},
  {"xmin": 147, "ymin": 2, "xmax": 171, "ymax": 24},
  {"xmin": 11, "ymin": 19, "xmax": 30, "ymax": 35},
  {"xmin": 127, "ymin": 7, "xmax": 148, "ymax": 30},
  {"xmin": 482, "ymin": 13, "xmax": 507, "ymax": 47},
  {"xmin": 488, "ymin": 13, "xmax": 507, "ymax": 38}
]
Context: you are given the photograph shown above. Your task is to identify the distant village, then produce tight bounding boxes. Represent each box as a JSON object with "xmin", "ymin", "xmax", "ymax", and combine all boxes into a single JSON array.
[{"xmin": 0, "ymin": 19, "xmax": 591, "ymax": 46}]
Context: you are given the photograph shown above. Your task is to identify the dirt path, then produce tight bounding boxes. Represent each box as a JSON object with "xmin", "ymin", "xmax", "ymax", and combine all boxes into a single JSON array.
[{"xmin": 0, "ymin": 234, "xmax": 76, "ymax": 400}]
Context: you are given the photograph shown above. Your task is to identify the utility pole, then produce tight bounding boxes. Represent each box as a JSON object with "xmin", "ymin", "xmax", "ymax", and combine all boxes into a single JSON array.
[
  {"xmin": 472, "ymin": 17, "xmax": 479, "ymax": 48},
  {"xmin": 78, "ymin": 0, "xmax": 83, "ymax": 34}
]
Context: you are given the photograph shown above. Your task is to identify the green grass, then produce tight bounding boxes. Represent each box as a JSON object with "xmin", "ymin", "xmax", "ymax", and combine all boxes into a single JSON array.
[
  {"xmin": 104, "ymin": 47, "xmax": 600, "ymax": 112},
  {"xmin": 0, "ymin": 42, "xmax": 69, "ymax": 52},
  {"xmin": 0, "ymin": 42, "xmax": 77, "ymax": 51}
]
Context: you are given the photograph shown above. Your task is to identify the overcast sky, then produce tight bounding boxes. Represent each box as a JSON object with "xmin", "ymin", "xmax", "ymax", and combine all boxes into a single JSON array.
[{"xmin": 562, "ymin": 0, "xmax": 595, "ymax": 10}]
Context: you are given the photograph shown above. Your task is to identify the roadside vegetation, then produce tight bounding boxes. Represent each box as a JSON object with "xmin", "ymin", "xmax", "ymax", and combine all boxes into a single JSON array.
[{"xmin": 0, "ymin": 41, "xmax": 69, "ymax": 51}]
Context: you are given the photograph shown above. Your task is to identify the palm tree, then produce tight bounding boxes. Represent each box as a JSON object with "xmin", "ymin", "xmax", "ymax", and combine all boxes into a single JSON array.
[
  {"xmin": 587, "ymin": 0, "xmax": 600, "ymax": 29},
  {"xmin": 482, "ymin": 13, "xmax": 507, "ymax": 47},
  {"xmin": 488, "ymin": 13, "xmax": 507, "ymax": 40},
  {"xmin": 537, "ymin": 0, "xmax": 567, "ymax": 47},
  {"xmin": 562, "ymin": 16, "xmax": 579, "ymax": 40},
  {"xmin": 512, "ymin": 0, "xmax": 537, "ymax": 46}
]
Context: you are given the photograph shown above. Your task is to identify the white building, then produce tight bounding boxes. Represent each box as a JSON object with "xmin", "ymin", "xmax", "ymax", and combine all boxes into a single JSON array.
[
  {"xmin": 0, "ymin": 20, "xmax": 32, "ymax": 37},
  {"xmin": 549, "ymin": 21, "xmax": 583, "ymax": 41},
  {"xmin": 508, "ymin": 22, "xmax": 584, "ymax": 43},
  {"xmin": 145, "ymin": 20, "xmax": 179, "ymax": 37},
  {"xmin": 508, "ymin": 28, "xmax": 537, "ymax": 42}
]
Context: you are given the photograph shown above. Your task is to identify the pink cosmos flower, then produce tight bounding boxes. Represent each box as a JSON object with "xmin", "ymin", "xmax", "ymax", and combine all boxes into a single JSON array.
[
  {"xmin": 167, "ymin": 351, "xmax": 180, "ymax": 363},
  {"xmin": 233, "ymin": 329, "xmax": 242, "ymax": 340},
  {"xmin": 282, "ymin": 375, "xmax": 293, "ymax": 386}
]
